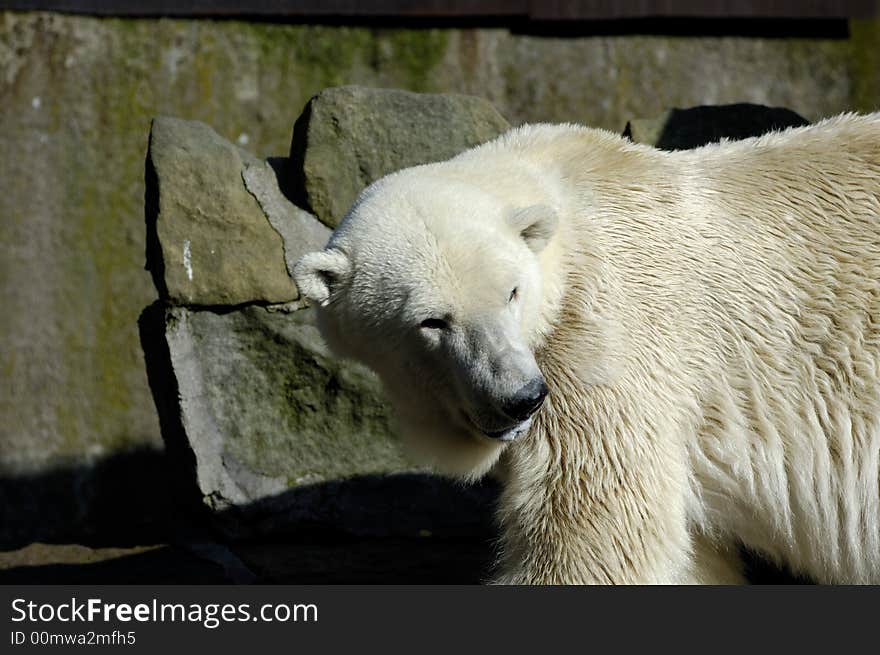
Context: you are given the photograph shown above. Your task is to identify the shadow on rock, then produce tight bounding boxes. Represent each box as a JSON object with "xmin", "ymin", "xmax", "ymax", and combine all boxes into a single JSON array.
[{"xmin": 0, "ymin": 459, "xmax": 501, "ymax": 584}]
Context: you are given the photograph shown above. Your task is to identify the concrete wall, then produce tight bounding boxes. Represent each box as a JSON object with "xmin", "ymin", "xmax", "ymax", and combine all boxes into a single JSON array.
[{"xmin": 1, "ymin": 11, "xmax": 877, "ymax": 543}]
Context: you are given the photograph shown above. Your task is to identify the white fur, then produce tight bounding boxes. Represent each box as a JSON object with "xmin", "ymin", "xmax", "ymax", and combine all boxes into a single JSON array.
[{"xmin": 295, "ymin": 113, "xmax": 880, "ymax": 584}]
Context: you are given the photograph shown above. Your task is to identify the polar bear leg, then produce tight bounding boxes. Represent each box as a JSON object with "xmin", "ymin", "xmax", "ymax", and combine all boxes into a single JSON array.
[{"xmin": 681, "ymin": 535, "xmax": 746, "ymax": 585}]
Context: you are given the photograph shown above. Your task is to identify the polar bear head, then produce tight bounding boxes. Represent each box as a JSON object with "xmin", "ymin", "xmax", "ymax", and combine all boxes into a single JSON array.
[{"xmin": 294, "ymin": 165, "xmax": 560, "ymax": 479}]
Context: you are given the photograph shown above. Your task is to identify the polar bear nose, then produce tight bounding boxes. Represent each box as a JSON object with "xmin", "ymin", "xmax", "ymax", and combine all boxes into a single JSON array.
[{"xmin": 503, "ymin": 378, "xmax": 549, "ymax": 421}]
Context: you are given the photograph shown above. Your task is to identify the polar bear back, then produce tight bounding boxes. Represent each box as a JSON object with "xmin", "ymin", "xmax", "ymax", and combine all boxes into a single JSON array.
[{"xmin": 634, "ymin": 115, "xmax": 880, "ymax": 582}]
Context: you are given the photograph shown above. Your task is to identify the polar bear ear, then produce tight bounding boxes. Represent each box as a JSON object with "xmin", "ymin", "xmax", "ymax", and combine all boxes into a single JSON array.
[
  {"xmin": 507, "ymin": 204, "xmax": 559, "ymax": 253},
  {"xmin": 292, "ymin": 249, "xmax": 351, "ymax": 306}
]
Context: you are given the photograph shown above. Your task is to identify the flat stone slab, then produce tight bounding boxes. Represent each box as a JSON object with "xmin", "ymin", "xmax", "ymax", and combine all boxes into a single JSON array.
[
  {"xmin": 146, "ymin": 117, "xmax": 298, "ymax": 306},
  {"xmin": 242, "ymin": 160, "xmax": 331, "ymax": 278},
  {"xmin": 163, "ymin": 304, "xmax": 406, "ymax": 514},
  {"xmin": 291, "ymin": 86, "xmax": 511, "ymax": 227}
]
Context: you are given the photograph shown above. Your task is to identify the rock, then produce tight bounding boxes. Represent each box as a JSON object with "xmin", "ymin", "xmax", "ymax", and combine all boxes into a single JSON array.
[
  {"xmin": 242, "ymin": 160, "xmax": 331, "ymax": 278},
  {"xmin": 624, "ymin": 103, "xmax": 809, "ymax": 150},
  {"xmin": 146, "ymin": 117, "xmax": 297, "ymax": 306},
  {"xmin": 623, "ymin": 114, "xmax": 668, "ymax": 148},
  {"xmin": 0, "ymin": 542, "xmax": 161, "ymax": 568},
  {"xmin": 290, "ymin": 86, "xmax": 511, "ymax": 227},
  {"xmin": 162, "ymin": 304, "xmax": 407, "ymax": 514}
]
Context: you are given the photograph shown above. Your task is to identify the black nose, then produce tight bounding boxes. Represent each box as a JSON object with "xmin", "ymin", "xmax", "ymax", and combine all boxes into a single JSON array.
[{"xmin": 504, "ymin": 378, "xmax": 548, "ymax": 421}]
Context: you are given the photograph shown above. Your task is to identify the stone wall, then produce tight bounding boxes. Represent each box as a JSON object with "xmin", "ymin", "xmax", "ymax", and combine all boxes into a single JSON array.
[{"xmin": 1, "ymin": 10, "xmax": 878, "ymax": 545}]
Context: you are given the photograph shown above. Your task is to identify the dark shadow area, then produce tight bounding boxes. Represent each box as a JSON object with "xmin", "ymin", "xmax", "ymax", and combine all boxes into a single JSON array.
[
  {"xmin": 144, "ymin": 128, "xmax": 168, "ymax": 300},
  {"xmin": 286, "ymin": 99, "xmax": 315, "ymax": 213},
  {"xmin": 108, "ymin": 13, "xmax": 852, "ymax": 39},
  {"xmin": 649, "ymin": 104, "xmax": 809, "ymax": 150},
  {"xmin": 0, "ymin": 459, "xmax": 501, "ymax": 584},
  {"xmin": 232, "ymin": 535, "xmax": 495, "ymax": 584},
  {"xmin": 0, "ymin": 546, "xmax": 228, "ymax": 584},
  {"xmin": 0, "ymin": 536, "xmax": 496, "ymax": 584},
  {"xmin": 211, "ymin": 473, "xmax": 498, "ymax": 542},
  {"xmin": 138, "ymin": 300, "xmax": 207, "ymax": 521},
  {"xmin": 267, "ymin": 156, "xmax": 301, "ymax": 210},
  {"xmin": 506, "ymin": 17, "xmax": 850, "ymax": 38},
  {"xmin": 225, "ymin": 17, "xmax": 841, "ymax": 40},
  {"xmin": 740, "ymin": 548, "xmax": 815, "ymax": 584},
  {"xmin": 152, "ymin": 16, "xmax": 853, "ymax": 40},
  {"xmin": 209, "ymin": 472, "xmax": 501, "ymax": 584},
  {"xmin": 0, "ymin": 447, "xmax": 180, "ymax": 551}
]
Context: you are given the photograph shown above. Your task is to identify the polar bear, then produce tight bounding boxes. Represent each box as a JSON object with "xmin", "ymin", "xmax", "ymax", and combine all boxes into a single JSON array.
[{"xmin": 294, "ymin": 113, "xmax": 880, "ymax": 584}]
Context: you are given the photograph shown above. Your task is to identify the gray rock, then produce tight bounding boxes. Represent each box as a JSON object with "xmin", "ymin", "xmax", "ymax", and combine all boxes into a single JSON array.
[
  {"xmin": 290, "ymin": 86, "xmax": 511, "ymax": 227},
  {"xmin": 623, "ymin": 113, "xmax": 670, "ymax": 148},
  {"xmin": 163, "ymin": 304, "xmax": 407, "ymax": 513},
  {"xmin": 146, "ymin": 117, "xmax": 297, "ymax": 306},
  {"xmin": 242, "ymin": 160, "xmax": 331, "ymax": 279},
  {"xmin": 624, "ymin": 104, "xmax": 809, "ymax": 149}
]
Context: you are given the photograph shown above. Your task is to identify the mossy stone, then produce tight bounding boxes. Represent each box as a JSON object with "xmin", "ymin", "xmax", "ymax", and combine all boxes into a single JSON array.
[
  {"xmin": 147, "ymin": 117, "xmax": 297, "ymax": 306},
  {"xmin": 164, "ymin": 305, "xmax": 406, "ymax": 512},
  {"xmin": 290, "ymin": 86, "xmax": 511, "ymax": 227}
]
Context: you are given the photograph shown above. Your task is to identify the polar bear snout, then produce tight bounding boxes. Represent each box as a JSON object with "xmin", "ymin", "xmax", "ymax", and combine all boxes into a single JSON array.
[
  {"xmin": 474, "ymin": 377, "xmax": 547, "ymax": 442},
  {"xmin": 502, "ymin": 377, "xmax": 548, "ymax": 421}
]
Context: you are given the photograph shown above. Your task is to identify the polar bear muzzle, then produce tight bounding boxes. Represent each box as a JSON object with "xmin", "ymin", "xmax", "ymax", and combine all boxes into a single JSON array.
[
  {"xmin": 477, "ymin": 376, "xmax": 548, "ymax": 442},
  {"xmin": 502, "ymin": 377, "xmax": 549, "ymax": 422}
]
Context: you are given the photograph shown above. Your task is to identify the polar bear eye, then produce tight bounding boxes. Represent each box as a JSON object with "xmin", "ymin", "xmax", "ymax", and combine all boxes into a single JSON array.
[
  {"xmin": 420, "ymin": 317, "xmax": 449, "ymax": 331},
  {"xmin": 509, "ymin": 287, "xmax": 519, "ymax": 303}
]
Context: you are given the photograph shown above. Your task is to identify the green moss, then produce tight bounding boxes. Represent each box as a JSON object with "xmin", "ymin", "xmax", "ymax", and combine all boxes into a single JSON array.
[
  {"xmin": 52, "ymin": 17, "xmax": 163, "ymax": 457},
  {"xmin": 378, "ymin": 29, "xmax": 449, "ymax": 92},
  {"xmin": 849, "ymin": 19, "xmax": 880, "ymax": 113},
  {"xmin": 295, "ymin": 25, "xmax": 374, "ymax": 88},
  {"xmin": 211, "ymin": 309, "xmax": 403, "ymax": 483},
  {"xmin": 245, "ymin": 23, "xmax": 373, "ymax": 93}
]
